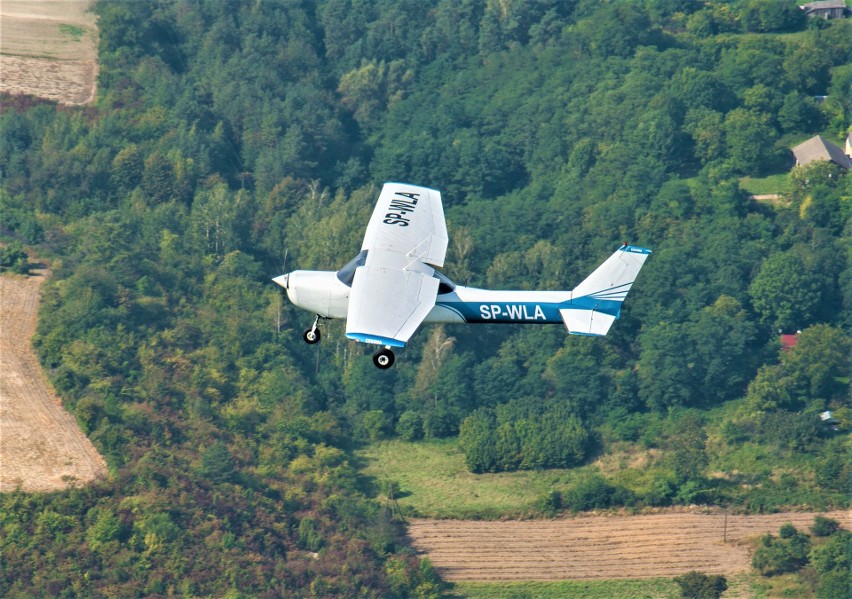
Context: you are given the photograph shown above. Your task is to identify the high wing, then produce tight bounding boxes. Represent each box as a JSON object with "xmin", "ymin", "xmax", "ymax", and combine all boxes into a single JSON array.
[{"xmin": 345, "ymin": 183, "xmax": 448, "ymax": 347}]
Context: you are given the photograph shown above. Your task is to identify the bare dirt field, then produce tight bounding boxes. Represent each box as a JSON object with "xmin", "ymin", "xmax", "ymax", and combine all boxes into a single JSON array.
[
  {"xmin": 0, "ymin": 0, "xmax": 98, "ymax": 105},
  {"xmin": 0, "ymin": 266, "xmax": 107, "ymax": 492},
  {"xmin": 409, "ymin": 509, "xmax": 850, "ymax": 582}
]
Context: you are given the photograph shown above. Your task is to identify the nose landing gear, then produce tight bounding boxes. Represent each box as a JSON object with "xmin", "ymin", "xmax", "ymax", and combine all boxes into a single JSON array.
[
  {"xmin": 303, "ymin": 316, "xmax": 322, "ymax": 344},
  {"xmin": 373, "ymin": 347, "xmax": 395, "ymax": 369}
]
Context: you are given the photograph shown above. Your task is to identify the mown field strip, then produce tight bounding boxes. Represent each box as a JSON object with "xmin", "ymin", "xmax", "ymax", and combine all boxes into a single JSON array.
[
  {"xmin": 0, "ymin": 270, "xmax": 107, "ymax": 492},
  {"xmin": 408, "ymin": 510, "xmax": 849, "ymax": 581},
  {"xmin": 0, "ymin": 0, "xmax": 98, "ymax": 104}
]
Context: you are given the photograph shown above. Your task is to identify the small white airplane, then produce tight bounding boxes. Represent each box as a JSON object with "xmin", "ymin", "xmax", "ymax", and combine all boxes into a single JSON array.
[{"xmin": 274, "ymin": 183, "xmax": 650, "ymax": 369}]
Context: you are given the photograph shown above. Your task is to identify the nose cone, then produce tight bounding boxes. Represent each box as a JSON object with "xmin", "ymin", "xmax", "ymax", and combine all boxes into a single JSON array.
[
  {"xmin": 274, "ymin": 272, "xmax": 299, "ymax": 306},
  {"xmin": 273, "ymin": 273, "xmax": 290, "ymax": 290}
]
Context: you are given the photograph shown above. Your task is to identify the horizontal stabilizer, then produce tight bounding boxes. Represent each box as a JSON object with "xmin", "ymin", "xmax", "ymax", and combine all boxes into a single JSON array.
[
  {"xmin": 560, "ymin": 244, "xmax": 650, "ymax": 336},
  {"xmin": 560, "ymin": 308, "xmax": 617, "ymax": 336}
]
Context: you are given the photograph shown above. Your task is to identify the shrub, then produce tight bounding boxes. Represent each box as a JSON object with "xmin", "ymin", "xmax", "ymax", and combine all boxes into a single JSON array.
[
  {"xmin": 779, "ymin": 522, "xmax": 797, "ymax": 539},
  {"xmin": 674, "ymin": 571, "xmax": 727, "ymax": 599},
  {"xmin": 644, "ymin": 475, "xmax": 677, "ymax": 507},
  {"xmin": 396, "ymin": 411, "xmax": 424, "ymax": 441},
  {"xmin": 810, "ymin": 515, "xmax": 840, "ymax": 537},
  {"xmin": 563, "ymin": 474, "xmax": 616, "ymax": 512},
  {"xmin": 817, "ymin": 571, "xmax": 850, "ymax": 599},
  {"xmin": 752, "ymin": 528, "xmax": 811, "ymax": 575},
  {"xmin": 0, "ymin": 241, "xmax": 29, "ymax": 274},
  {"xmin": 810, "ymin": 530, "xmax": 850, "ymax": 575},
  {"xmin": 536, "ymin": 490, "xmax": 563, "ymax": 516}
]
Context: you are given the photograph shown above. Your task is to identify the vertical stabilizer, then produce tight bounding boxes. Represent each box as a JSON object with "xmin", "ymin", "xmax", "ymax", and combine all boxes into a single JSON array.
[{"xmin": 559, "ymin": 244, "xmax": 651, "ymax": 336}]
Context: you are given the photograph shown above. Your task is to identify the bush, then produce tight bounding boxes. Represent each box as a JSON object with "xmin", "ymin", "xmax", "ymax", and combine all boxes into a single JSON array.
[
  {"xmin": 459, "ymin": 401, "xmax": 592, "ymax": 473},
  {"xmin": 814, "ymin": 441, "xmax": 851, "ymax": 491},
  {"xmin": 0, "ymin": 241, "xmax": 29, "ymax": 274},
  {"xmin": 563, "ymin": 475, "xmax": 617, "ymax": 512},
  {"xmin": 810, "ymin": 515, "xmax": 839, "ymax": 537},
  {"xmin": 536, "ymin": 490, "xmax": 563, "ymax": 516},
  {"xmin": 644, "ymin": 475, "xmax": 677, "ymax": 507},
  {"xmin": 396, "ymin": 411, "xmax": 424, "ymax": 441},
  {"xmin": 810, "ymin": 530, "xmax": 850, "ymax": 575},
  {"xmin": 817, "ymin": 571, "xmax": 850, "ymax": 599},
  {"xmin": 673, "ymin": 571, "xmax": 727, "ymax": 599},
  {"xmin": 752, "ymin": 528, "xmax": 811, "ymax": 575},
  {"xmin": 779, "ymin": 522, "xmax": 797, "ymax": 539}
]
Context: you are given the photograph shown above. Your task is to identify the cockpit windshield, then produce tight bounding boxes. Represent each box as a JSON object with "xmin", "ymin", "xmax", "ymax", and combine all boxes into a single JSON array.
[
  {"xmin": 336, "ymin": 250, "xmax": 368, "ymax": 286},
  {"xmin": 337, "ymin": 249, "xmax": 456, "ymax": 294}
]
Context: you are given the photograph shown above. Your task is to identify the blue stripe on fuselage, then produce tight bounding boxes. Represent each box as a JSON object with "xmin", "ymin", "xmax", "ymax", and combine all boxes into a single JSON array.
[
  {"xmin": 436, "ymin": 296, "xmax": 623, "ymax": 324},
  {"xmin": 436, "ymin": 301, "xmax": 561, "ymax": 323}
]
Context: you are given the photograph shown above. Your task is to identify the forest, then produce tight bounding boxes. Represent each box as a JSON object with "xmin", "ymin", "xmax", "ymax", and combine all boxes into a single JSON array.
[{"xmin": 0, "ymin": 0, "xmax": 849, "ymax": 596}]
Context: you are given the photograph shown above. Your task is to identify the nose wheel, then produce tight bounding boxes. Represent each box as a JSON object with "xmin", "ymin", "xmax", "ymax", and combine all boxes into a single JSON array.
[
  {"xmin": 303, "ymin": 316, "xmax": 322, "ymax": 344},
  {"xmin": 373, "ymin": 347, "xmax": 395, "ymax": 369}
]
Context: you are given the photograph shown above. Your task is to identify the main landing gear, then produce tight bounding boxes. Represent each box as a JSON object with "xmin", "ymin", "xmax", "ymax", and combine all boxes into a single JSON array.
[
  {"xmin": 373, "ymin": 347, "xmax": 395, "ymax": 369},
  {"xmin": 303, "ymin": 316, "xmax": 322, "ymax": 344},
  {"xmin": 301, "ymin": 316, "xmax": 396, "ymax": 369}
]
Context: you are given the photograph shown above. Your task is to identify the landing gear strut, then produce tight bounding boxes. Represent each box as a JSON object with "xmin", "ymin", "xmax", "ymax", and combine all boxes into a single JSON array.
[
  {"xmin": 303, "ymin": 316, "xmax": 322, "ymax": 344},
  {"xmin": 373, "ymin": 347, "xmax": 395, "ymax": 369}
]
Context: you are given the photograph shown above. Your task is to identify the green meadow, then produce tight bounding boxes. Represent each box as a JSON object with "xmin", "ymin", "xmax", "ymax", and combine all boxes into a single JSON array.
[
  {"xmin": 446, "ymin": 579, "xmax": 680, "ymax": 599},
  {"xmin": 358, "ymin": 438, "xmax": 584, "ymax": 519}
]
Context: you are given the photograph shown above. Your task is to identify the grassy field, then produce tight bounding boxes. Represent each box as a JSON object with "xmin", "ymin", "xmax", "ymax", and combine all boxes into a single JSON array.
[
  {"xmin": 443, "ymin": 571, "xmax": 776, "ymax": 598},
  {"xmin": 739, "ymin": 173, "xmax": 791, "ymax": 197},
  {"xmin": 358, "ymin": 438, "xmax": 587, "ymax": 518},
  {"xmin": 445, "ymin": 578, "xmax": 679, "ymax": 599},
  {"xmin": 359, "ymin": 399, "xmax": 847, "ymax": 519}
]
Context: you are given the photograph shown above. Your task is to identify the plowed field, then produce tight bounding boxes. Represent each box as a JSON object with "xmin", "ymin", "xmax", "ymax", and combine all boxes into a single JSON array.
[
  {"xmin": 0, "ymin": 267, "xmax": 107, "ymax": 492},
  {"xmin": 409, "ymin": 510, "xmax": 850, "ymax": 581},
  {"xmin": 0, "ymin": 0, "xmax": 98, "ymax": 105}
]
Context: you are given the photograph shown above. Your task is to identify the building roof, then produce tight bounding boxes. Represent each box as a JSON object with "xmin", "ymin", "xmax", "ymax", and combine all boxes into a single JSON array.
[
  {"xmin": 780, "ymin": 334, "xmax": 800, "ymax": 350},
  {"xmin": 792, "ymin": 135, "xmax": 852, "ymax": 169},
  {"xmin": 801, "ymin": 1, "xmax": 848, "ymax": 11}
]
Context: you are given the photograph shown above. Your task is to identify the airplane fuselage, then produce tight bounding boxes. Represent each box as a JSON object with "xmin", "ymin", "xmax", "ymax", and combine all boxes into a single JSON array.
[{"xmin": 275, "ymin": 270, "xmax": 570, "ymax": 326}]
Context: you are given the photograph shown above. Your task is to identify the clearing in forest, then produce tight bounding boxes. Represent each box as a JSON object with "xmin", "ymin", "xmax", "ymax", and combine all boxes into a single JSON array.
[
  {"xmin": 409, "ymin": 510, "xmax": 850, "ymax": 582},
  {"xmin": 0, "ymin": 266, "xmax": 107, "ymax": 492},
  {"xmin": 0, "ymin": 0, "xmax": 98, "ymax": 105}
]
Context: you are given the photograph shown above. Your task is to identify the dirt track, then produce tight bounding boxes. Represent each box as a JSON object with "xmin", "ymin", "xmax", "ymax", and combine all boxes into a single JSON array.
[
  {"xmin": 0, "ymin": 267, "xmax": 107, "ymax": 492},
  {"xmin": 409, "ymin": 510, "xmax": 850, "ymax": 581},
  {"xmin": 0, "ymin": 0, "xmax": 98, "ymax": 105}
]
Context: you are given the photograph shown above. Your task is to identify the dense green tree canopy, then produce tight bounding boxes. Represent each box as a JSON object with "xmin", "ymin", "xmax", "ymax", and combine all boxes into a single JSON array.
[{"xmin": 0, "ymin": 0, "xmax": 849, "ymax": 595}]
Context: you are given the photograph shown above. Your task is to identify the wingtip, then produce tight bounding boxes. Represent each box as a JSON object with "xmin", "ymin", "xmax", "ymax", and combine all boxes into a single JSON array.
[{"xmin": 621, "ymin": 244, "xmax": 652, "ymax": 254}]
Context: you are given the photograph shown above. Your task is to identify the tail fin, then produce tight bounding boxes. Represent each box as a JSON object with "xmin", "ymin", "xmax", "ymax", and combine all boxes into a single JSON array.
[{"xmin": 560, "ymin": 244, "xmax": 651, "ymax": 336}]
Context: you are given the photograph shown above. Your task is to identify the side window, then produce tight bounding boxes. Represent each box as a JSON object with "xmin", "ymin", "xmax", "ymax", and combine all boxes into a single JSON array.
[{"xmin": 434, "ymin": 270, "xmax": 456, "ymax": 294}]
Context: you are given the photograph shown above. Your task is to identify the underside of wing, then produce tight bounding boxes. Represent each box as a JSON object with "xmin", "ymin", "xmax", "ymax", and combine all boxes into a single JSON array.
[{"xmin": 345, "ymin": 263, "xmax": 440, "ymax": 347}]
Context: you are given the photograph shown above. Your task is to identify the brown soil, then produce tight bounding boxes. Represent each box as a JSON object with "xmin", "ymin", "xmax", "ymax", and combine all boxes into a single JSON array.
[
  {"xmin": 0, "ymin": 1, "xmax": 98, "ymax": 105},
  {"xmin": 0, "ymin": 266, "xmax": 107, "ymax": 492},
  {"xmin": 408, "ymin": 509, "xmax": 850, "ymax": 581}
]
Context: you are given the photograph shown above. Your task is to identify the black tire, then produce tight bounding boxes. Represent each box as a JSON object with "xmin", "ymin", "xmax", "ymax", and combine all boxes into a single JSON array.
[
  {"xmin": 303, "ymin": 328, "xmax": 320, "ymax": 344},
  {"xmin": 373, "ymin": 348, "xmax": 395, "ymax": 369}
]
